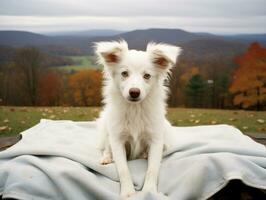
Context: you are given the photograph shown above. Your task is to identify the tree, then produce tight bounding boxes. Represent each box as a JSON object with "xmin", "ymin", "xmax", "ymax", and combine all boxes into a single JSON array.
[
  {"xmin": 37, "ymin": 71, "xmax": 62, "ymax": 106},
  {"xmin": 185, "ymin": 74, "xmax": 207, "ymax": 107},
  {"xmin": 216, "ymin": 73, "xmax": 230, "ymax": 109},
  {"xmin": 68, "ymin": 70, "xmax": 102, "ymax": 106},
  {"xmin": 0, "ymin": 62, "xmax": 28, "ymax": 105},
  {"xmin": 230, "ymin": 42, "xmax": 266, "ymax": 110},
  {"xmin": 14, "ymin": 47, "xmax": 43, "ymax": 105}
]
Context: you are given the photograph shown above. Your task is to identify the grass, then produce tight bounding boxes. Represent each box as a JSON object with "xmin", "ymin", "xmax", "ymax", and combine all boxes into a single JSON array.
[
  {"xmin": 0, "ymin": 106, "xmax": 265, "ymax": 137},
  {"xmin": 53, "ymin": 56, "xmax": 102, "ymax": 71}
]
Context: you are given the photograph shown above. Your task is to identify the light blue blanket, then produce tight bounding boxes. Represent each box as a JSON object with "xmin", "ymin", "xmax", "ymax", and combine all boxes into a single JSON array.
[{"xmin": 0, "ymin": 119, "xmax": 266, "ymax": 200}]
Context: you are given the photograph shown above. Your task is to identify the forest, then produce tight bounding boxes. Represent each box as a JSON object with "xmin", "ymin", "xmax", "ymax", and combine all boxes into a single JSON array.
[{"xmin": 0, "ymin": 42, "xmax": 265, "ymax": 110}]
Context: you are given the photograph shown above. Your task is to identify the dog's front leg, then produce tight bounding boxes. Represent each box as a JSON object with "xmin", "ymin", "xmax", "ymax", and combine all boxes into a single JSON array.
[
  {"xmin": 142, "ymin": 136, "xmax": 164, "ymax": 192},
  {"xmin": 109, "ymin": 136, "xmax": 135, "ymax": 198}
]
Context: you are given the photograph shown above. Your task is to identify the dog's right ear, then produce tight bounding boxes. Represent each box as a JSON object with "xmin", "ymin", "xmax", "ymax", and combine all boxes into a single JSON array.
[{"xmin": 94, "ymin": 40, "xmax": 128, "ymax": 66}]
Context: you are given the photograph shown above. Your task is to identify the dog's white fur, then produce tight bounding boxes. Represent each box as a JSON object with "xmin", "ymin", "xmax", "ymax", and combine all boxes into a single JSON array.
[{"xmin": 95, "ymin": 40, "xmax": 181, "ymax": 198}]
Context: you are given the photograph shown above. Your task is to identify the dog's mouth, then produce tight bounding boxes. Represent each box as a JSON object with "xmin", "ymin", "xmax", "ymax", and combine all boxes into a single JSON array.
[{"xmin": 127, "ymin": 97, "xmax": 141, "ymax": 102}]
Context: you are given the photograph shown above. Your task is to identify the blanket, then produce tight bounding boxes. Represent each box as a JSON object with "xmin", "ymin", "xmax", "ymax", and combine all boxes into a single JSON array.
[{"xmin": 0, "ymin": 119, "xmax": 266, "ymax": 200}]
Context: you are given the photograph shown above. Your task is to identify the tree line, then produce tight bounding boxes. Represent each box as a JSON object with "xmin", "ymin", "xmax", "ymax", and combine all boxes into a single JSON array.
[
  {"xmin": 0, "ymin": 43, "xmax": 265, "ymax": 110},
  {"xmin": 0, "ymin": 47, "xmax": 101, "ymax": 106}
]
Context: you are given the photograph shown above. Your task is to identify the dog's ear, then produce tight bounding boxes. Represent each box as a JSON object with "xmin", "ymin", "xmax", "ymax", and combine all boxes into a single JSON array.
[
  {"xmin": 94, "ymin": 40, "xmax": 128, "ymax": 66},
  {"xmin": 147, "ymin": 43, "xmax": 182, "ymax": 70}
]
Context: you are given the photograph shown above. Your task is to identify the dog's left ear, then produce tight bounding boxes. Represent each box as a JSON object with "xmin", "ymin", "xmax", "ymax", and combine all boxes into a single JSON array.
[{"xmin": 147, "ymin": 43, "xmax": 182, "ymax": 70}]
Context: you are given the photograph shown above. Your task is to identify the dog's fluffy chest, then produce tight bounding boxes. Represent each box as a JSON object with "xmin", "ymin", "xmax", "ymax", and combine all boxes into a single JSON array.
[{"xmin": 119, "ymin": 105, "xmax": 152, "ymax": 159}]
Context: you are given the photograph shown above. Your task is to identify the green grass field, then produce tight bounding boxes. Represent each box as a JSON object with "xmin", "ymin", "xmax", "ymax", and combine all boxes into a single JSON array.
[
  {"xmin": 0, "ymin": 107, "xmax": 265, "ymax": 137},
  {"xmin": 54, "ymin": 56, "xmax": 102, "ymax": 71}
]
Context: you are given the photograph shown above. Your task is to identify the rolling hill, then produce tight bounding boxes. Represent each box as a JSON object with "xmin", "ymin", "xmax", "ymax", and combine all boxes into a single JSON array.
[
  {"xmin": 0, "ymin": 28, "xmax": 264, "ymax": 58},
  {"xmin": 0, "ymin": 31, "xmax": 55, "ymax": 46},
  {"xmin": 224, "ymin": 34, "xmax": 266, "ymax": 45}
]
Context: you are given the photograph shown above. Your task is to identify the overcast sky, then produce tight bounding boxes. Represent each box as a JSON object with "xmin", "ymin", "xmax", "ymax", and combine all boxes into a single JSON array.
[{"xmin": 0, "ymin": 0, "xmax": 265, "ymax": 34}]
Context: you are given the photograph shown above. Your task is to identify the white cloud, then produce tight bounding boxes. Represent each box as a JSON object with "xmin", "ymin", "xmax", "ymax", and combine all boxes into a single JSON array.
[
  {"xmin": 0, "ymin": 0, "xmax": 265, "ymax": 33},
  {"xmin": 0, "ymin": 15, "xmax": 265, "ymax": 34},
  {"xmin": 1, "ymin": 0, "xmax": 266, "ymax": 17}
]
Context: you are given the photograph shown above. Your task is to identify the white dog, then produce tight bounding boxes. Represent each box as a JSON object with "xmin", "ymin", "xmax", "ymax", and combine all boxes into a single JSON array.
[{"xmin": 95, "ymin": 40, "xmax": 181, "ymax": 198}]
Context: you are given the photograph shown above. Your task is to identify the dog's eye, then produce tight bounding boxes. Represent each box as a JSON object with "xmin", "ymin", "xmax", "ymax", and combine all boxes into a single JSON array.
[
  {"xmin": 143, "ymin": 73, "xmax": 151, "ymax": 80},
  {"xmin": 121, "ymin": 71, "xmax": 129, "ymax": 78}
]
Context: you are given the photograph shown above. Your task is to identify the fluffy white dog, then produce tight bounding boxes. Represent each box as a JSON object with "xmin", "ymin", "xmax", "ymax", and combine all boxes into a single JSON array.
[{"xmin": 95, "ymin": 40, "xmax": 181, "ymax": 198}]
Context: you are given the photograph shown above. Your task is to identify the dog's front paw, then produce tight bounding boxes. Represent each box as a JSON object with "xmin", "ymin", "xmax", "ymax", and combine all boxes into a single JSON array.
[
  {"xmin": 142, "ymin": 184, "xmax": 157, "ymax": 193},
  {"xmin": 120, "ymin": 186, "xmax": 136, "ymax": 199},
  {"xmin": 100, "ymin": 155, "xmax": 113, "ymax": 165}
]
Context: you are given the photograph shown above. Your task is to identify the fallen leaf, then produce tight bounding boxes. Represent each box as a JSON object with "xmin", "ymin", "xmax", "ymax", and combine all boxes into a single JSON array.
[
  {"xmin": 0, "ymin": 126, "xmax": 8, "ymax": 132},
  {"xmin": 257, "ymin": 119, "xmax": 265, "ymax": 124},
  {"xmin": 229, "ymin": 118, "xmax": 237, "ymax": 121},
  {"xmin": 242, "ymin": 126, "xmax": 248, "ymax": 130},
  {"xmin": 194, "ymin": 120, "xmax": 200, "ymax": 124},
  {"xmin": 3, "ymin": 119, "xmax": 9, "ymax": 123},
  {"xmin": 211, "ymin": 120, "xmax": 217, "ymax": 125},
  {"xmin": 257, "ymin": 127, "xmax": 266, "ymax": 132},
  {"xmin": 49, "ymin": 115, "xmax": 56, "ymax": 119}
]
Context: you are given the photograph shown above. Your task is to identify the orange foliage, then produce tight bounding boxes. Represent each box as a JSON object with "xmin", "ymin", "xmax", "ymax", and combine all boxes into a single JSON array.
[
  {"xmin": 68, "ymin": 70, "xmax": 102, "ymax": 106},
  {"xmin": 37, "ymin": 71, "xmax": 62, "ymax": 106},
  {"xmin": 229, "ymin": 42, "xmax": 266, "ymax": 109},
  {"xmin": 180, "ymin": 67, "xmax": 199, "ymax": 86}
]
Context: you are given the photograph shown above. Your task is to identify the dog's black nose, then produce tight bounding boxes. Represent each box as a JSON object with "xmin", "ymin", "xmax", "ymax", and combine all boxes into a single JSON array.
[{"xmin": 129, "ymin": 88, "xmax": 140, "ymax": 99}]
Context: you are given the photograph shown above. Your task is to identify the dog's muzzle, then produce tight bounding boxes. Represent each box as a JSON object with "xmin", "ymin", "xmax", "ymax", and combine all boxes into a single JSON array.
[{"xmin": 128, "ymin": 88, "xmax": 140, "ymax": 102}]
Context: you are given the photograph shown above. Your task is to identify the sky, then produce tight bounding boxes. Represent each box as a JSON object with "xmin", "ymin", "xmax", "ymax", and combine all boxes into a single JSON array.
[{"xmin": 0, "ymin": 0, "xmax": 266, "ymax": 34}]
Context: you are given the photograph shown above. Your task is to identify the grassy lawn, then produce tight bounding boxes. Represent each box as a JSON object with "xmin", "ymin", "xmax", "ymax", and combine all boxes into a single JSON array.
[
  {"xmin": 53, "ymin": 56, "xmax": 102, "ymax": 71},
  {"xmin": 0, "ymin": 106, "xmax": 265, "ymax": 137}
]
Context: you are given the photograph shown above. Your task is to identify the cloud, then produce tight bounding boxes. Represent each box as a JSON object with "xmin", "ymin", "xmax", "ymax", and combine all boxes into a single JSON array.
[
  {"xmin": 1, "ymin": 15, "xmax": 265, "ymax": 34},
  {"xmin": 1, "ymin": 0, "xmax": 266, "ymax": 17},
  {"xmin": 0, "ymin": 0, "xmax": 265, "ymax": 33}
]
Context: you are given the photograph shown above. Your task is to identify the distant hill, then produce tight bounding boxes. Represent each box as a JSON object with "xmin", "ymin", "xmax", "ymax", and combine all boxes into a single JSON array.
[
  {"xmin": 112, "ymin": 28, "xmax": 212, "ymax": 49},
  {"xmin": 0, "ymin": 29, "xmax": 264, "ymax": 57},
  {"xmin": 0, "ymin": 31, "xmax": 55, "ymax": 46},
  {"xmin": 224, "ymin": 34, "xmax": 266, "ymax": 45}
]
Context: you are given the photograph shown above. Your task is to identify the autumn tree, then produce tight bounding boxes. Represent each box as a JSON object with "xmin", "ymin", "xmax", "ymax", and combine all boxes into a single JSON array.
[
  {"xmin": 14, "ymin": 47, "xmax": 43, "ymax": 105},
  {"xmin": 230, "ymin": 42, "xmax": 266, "ymax": 110},
  {"xmin": 37, "ymin": 71, "xmax": 62, "ymax": 106},
  {"xmin": 68, "ymin": 70, "xmax": 102, "ymax": 106},
  {"xmin": 0, "ymin": 62, "xmax": 30, "ymax": 105}
]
